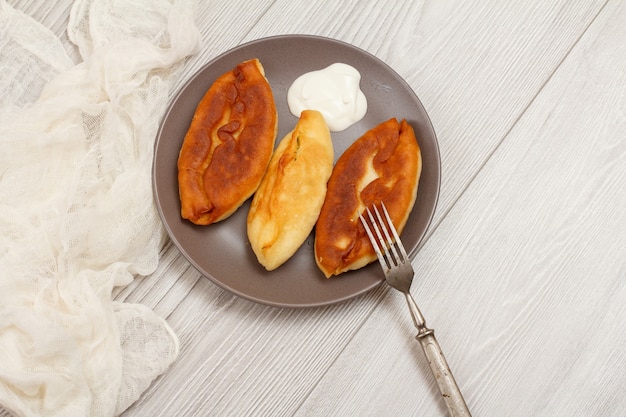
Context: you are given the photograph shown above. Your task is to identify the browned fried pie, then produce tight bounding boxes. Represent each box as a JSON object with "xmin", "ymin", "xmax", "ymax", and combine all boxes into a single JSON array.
[
  {"xmin": 177, "ymin": 58, "xmax": 277, "ymax": 225},
  {"xmin": 314, "ymin": 118, "xmax": 422, "ymax": 278},
  {"xmin": 248, "ymin": 110, "xmax": 334, "ymax": 270}
]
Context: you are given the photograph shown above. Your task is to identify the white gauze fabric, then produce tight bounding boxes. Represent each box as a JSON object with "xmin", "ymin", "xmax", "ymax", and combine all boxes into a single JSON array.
[{"xmin": 0, "ymin": 1, "xmax": 200, "ymax": 416}]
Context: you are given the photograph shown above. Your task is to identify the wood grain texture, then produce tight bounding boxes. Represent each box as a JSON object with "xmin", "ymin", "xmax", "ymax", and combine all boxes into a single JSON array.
[
  {"xmin": 295, "ymin": 0, "xmax": 626, "ymax": 415},
  {"xmin": 2, "ymin": 0, "xmax": 624, "ymax": 416}
]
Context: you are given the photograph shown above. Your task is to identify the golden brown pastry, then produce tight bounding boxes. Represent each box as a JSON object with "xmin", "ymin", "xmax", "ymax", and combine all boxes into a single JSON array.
[
  {"xmin": 247, "ymin": 110, "xmax": 334, "ymax": 270},
  {"xmin": 177, "ymin": 58, "xmax": 277, "ymax": 225},
  {"xmin": 314, "ymin": 118, "xmax": 421, "ymax": 277}
]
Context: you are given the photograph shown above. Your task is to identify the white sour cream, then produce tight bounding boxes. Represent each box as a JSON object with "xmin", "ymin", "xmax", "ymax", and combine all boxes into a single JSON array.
[{"xmin": 287, "ymin": 63, "xmax": 367, "ymax": 132}]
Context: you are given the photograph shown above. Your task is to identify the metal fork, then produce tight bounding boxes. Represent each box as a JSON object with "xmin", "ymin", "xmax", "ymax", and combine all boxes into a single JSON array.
[{"xmin": 359, "ymin": 202, "xmax": 472, "ymax": 417}]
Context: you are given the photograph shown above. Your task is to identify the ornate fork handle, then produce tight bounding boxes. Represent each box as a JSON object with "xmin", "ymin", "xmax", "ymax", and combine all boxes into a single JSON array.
[{"xmin": 405, "ymin": 293, "xmax": 472, "ymax": 417}]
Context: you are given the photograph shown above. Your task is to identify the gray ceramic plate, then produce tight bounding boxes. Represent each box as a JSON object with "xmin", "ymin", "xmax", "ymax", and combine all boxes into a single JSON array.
[{"xmin": 153, "ymin": 35, "xmax": 440, "ymax": 308}]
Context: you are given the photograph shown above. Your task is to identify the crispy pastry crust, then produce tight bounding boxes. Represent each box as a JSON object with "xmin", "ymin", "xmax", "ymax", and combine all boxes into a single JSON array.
[
  {"xmin": 314, "ymin": 118, "xmax": 422, "ymax": 278},
  {"xmin": 247, "ymin": 110, "xmax": 334, "ymax": 270},
  {"xmin": 177, "ymin": 58, "xmax": 277, "ymax": 225}
]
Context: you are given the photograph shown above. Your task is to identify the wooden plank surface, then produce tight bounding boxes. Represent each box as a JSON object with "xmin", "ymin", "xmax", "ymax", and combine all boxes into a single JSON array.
[
  {"xmin": 2, "ymin": 0, "xmax": 623, "ymax": 416},
  {"xmin": 294, "ymin": 1, "xmax": 626, "ymax": 415}
]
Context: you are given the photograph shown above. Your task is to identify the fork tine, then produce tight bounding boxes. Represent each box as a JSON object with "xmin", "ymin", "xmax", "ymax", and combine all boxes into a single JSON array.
[
  {"xmin": 359, "ymin": 207, "xmax": 389, "ymax": 270},
  {"xmin": 379, "ymin": 202, "xmax": 409, "ymax": 262},
  {"xmin": 372, "ymin": 203, "xmax": 401, "ymax": 266},
  {"xmin": 359, "ymin": 202, "xmax": 406, "ymax": 270}
]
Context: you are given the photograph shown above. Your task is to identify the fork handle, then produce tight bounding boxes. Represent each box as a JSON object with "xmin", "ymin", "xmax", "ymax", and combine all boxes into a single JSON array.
[
  {"xmin": 416, "ymin": 330, "xmax": 472, "ymax": 417},
  {"xmin": 404, "ymin": 293, "xmax": 471, "ymax": 416}
]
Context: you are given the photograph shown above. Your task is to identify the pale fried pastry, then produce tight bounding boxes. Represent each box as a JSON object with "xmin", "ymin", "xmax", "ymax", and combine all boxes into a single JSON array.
[
  {"xmin": 248, "ymin": 110, "xmax": 334, "ymax": 270},
  {"xmin": 314, "ymin": 118, "xmax": 421, "ymax": 277},
  {"xmin": 178, "ymin": 58, "xmax": 277, "ymax": 225}
]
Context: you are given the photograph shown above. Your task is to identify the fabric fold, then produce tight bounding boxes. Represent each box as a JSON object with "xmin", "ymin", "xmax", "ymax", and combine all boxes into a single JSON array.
[{"xmin": 0, "ymin": 1, "xmax": 200, "ymax": 416}]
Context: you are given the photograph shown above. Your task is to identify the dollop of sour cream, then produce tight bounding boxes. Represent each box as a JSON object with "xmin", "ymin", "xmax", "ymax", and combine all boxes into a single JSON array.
[{"xmin": 287, "ymin": 63, "xmax": 367, "ymax": 132}]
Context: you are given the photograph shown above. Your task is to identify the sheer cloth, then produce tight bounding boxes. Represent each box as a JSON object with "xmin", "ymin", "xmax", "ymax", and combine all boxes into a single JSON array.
[{"xmin": 0, "ymin": 1, "xmax": 200, "ymax": 415}]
